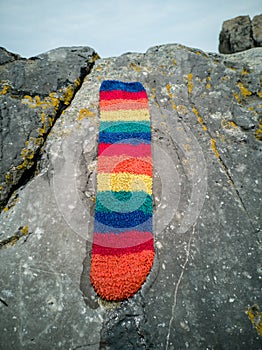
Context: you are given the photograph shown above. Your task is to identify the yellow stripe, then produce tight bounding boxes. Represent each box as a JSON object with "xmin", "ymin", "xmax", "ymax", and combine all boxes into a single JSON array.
[
  {"xmin": 97, "ymin": 173, "xmax": 152, "ymax": 194},
  {"xmin": 100, "ymin": 109, "xmax": 150, "ymax": 121}
]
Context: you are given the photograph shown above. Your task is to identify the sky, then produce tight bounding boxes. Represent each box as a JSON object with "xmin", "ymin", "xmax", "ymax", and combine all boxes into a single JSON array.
[{"xmin": 0, "ymin": 0, "xmax": 261, "ymax": 58}]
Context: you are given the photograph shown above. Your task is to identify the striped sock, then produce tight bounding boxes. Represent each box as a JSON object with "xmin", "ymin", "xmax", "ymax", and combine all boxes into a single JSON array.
[{"xmin": 90, "ymin": 80, "xmax": 154, "ymax": 301}]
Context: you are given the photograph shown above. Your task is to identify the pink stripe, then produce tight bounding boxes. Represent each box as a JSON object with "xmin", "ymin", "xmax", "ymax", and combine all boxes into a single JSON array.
[
  {"xmin": 100, "ymin": 99, "xmax": 148, "ymax": 111},
  {"xmin": 98, "ymin": 143, "xmax": 152, "ymax": 157},
  {"xmin": 93, "ymin": 231, "xmax": 154, "ymax": 248},
  {"xmin": 100, "ymin": 90, "xmax": 147, "ymax": 100},
  {"xmin": 92, "ymin": 239, "xmax": 154, "ymax": 256}
]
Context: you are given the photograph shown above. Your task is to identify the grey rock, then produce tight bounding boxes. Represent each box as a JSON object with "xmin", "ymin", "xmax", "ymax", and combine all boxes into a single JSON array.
[
  {"xmin": 0, "ymin": 47, "xmax": 20, "ymax": 65},
  {"xmin": 0, "ymin": 43, "xmax": 261, "ymax": 349},
  {"xmin": 0, "ymin": 46, "xmax": 99, "ymax": 210},
  {"xmin": 218, "ymin": 14, "xmax": 262, "ymax": 54},
  {"xmin": 252, "ymin": 14, "xmax": 262, "ymax": 46},
  {"xmin": 219, "ymin": 15, "xmax": 255, "ymax": 54}
]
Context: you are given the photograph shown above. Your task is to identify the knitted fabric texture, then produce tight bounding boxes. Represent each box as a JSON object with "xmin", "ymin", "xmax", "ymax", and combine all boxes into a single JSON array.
[{"xmin": 90, "ymin": 80, "xmax": 154, "ymax": 301}]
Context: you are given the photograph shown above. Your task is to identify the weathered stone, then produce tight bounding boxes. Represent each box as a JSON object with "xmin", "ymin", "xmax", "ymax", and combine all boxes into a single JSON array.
[
  {"xmin": 0, "ymin": 43, "xmax": 261, "ymax": 350},
  {"xmin": 219, "ymin": 15, "xmax": 254, "ymax": 54},
  {"xmin": 252, "ymin": 14, "xmax": 262, "ymax": 46},
  {"xmin": 0, "ymin": 46, "xmax": 99, "ymax": 210},
  {"xmin": 0, "ymin": 47, "xmax": 20, "ymax": 65},
  {"xmin": 219, "ymin": 14, "xmax": 262, "ymax": 54}
]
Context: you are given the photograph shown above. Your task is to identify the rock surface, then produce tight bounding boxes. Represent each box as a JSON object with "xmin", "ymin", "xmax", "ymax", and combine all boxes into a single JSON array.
[
  {"xmin": 252, "ymin": 14, "xmax": 262, "ymax": 47},
  {"xmin": 0, "ymin": 44, "xmax": 261, "ymax": 349},
  {"xmin": 0, "ymin": 46, "xmax": 98, "ymax": 210},
  {"xmin": 219, "ymin": 14, "xmax": 262, "ymax": 53}
]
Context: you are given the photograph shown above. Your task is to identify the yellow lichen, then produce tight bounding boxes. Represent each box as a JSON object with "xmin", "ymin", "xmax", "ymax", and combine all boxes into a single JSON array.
[
  {"xmin": 245, "ymin": 304, "xmax": 262, "ymax": 335},
  {"xmin": 41, "ymin": 112, "xmax": 45, "ymax": 124},
  {"xmin": 130, "ymin": 62, "xmax": 141, "ymax": 73},
  {"xmin": 63, "ymin": 86, "xmax": 75, "ymax": 106},
  {"xmin": 237, "ymin": 82, "xmax": 252, "ymax": 98},
  {"xmin": 187, "ymin": 73, "xmax": 193, "ymax": 94},
  {"xmin": 78, "ymin": 108, "xmax": 95, "ymax": 121},
  {"xmin": 21, "ymin": 148, "xmax": 34, "ymax": 159},
  {"xmin": 233, "ymin": 92, "xmax": 241, "ymax": 103},
  {"xmin": 192, "ymin": 107, "xmax": 207, "ymax": 132},
  {"xmin": 3, "ymin": 207, "xmax": 9, "ymax": 212},
  {"xmin": 258, "ymin": 91, "xmax": 262, "ymax": 98},
  {"xmin": 0, "ymin": 84, "xmax": 12, "ymax": 95},
  {"xmin": 241, "ymin": 68, "xmax": 249, "ymax": 75},
  {"xmin": 220, "ymin": 76, "xmax": 230, "ymax": 82},
  {"xmin": 48, "ymin": 117, "xmax": 54, "ymax": 126},
  {"xmin": 8, "ymin": 236, "xmax": 19, "ymax": 247},
  {"xmin": 22, "ymin": 93, "xmax": 60, "ymax": 111},
  {"xmin": 48, "ymin": 92, "xmax": 60, "ymax": 111},
  {"xmin": 90, "ymin": 53, "xmax": 100, "ymax": 63},
  {"xmin": 255, "ymin": 118, "xmax": 262, "ymax": 141},
  {"xmin": 221, "ymin": 119, "xmax": 238, "ymax": 129},
  {"xmin": 5, "ymin": 173, "xmax": 11, "ymax": 183},
  {"xmin": 166, "ymin": 83, "xmax": 177, "ymax": 110},
  {"xmin": 63, "ymin": 78, "xmax": 81, "ymax": 106},
  {"xmin": 151, "ymin": 88, "xmax": 156, "ymax": 100},
  {"xmin": 172, "ymin": 59, "xmax": 177, "ymax": 65},
  {"xmin": 194, "ymin": 51, "xmax": 208, "ymax": 58},
  {"xmin": 206, "ymin": 83, "xmax": 211, "ymax": 89},
  {"xmin": 21, "ymin": 226, "xmax": 29, "ymax": 235},
  {"xmin": 17, "ymin": 148, "xmax": 35, "ymax": 170},
  {"xmin": 210, "ymin": 138, "xmax": 220, "ymax": 158}
]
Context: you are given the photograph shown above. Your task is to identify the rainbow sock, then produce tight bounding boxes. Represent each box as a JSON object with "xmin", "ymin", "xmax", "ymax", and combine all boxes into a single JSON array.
[{"xmin": 90, "ymin": 80, "xmax": 154, "ymax": 301}]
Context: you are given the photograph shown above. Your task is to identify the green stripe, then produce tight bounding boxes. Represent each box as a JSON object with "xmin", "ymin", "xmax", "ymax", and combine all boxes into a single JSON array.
[
  {"xmin": 96, "ymin": 191, "xmax": 152, "ymax": 214},
  {"xmin": 99, "ymin": 121, "xmax": 150, "ymax": 133}
]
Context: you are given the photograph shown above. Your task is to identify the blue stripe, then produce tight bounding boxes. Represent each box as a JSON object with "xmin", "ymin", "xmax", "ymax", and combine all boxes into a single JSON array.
[
  {"xmin": 95, "ymin": 211, "xmax": 152, "ymax": 228},
  {"xmin": 99, "ymin": 132, "xmax": 151, "ymax": 143},
  {"xmin": 100, "ymin": 80, "xmax": 144, "ymax": 92},
  {"xmin": 94, "ymin": 217, "xmax": 153, "ymax": 233},
  {"xmin": 117, "ymin": 139, "xmax": 151, "ymax": 145}
]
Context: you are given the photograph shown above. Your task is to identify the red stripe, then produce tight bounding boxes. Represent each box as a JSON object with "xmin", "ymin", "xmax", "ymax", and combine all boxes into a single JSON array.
[
  {"xmin": 100, "ymin": 90, "xmax": 147, "ymax": 101},
  {"xmin": 100, "ymin": 98, "xmax": 148, "ymax": 111},
  {"xmin": 92, "ymin": 238, "xmax": 154, "ymax": 256},
  {"xmin": 98, "ymin": 143, "xmax": 152, "ymax": 157}
]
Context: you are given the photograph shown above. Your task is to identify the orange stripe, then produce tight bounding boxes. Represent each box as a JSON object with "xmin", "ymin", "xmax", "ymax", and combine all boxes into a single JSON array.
[
  {"xmin": 98, "ymin": 155, "xmax": 152, "ymax": 173},
  {"xmin": 100, "ymin": 98, "xmax": 148, "ymax": 111},
  {"xmin": 90, "ymin": 250, "xmax": 154, "ymax": 300},
  {"xmin": 98, "ymin": 157, "xmax": 152, "ymax": 176}
]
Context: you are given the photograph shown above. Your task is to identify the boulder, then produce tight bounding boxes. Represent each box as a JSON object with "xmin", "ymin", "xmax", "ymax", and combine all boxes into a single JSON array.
[
  {"xmin": 219, "ymin": 15, "xmax": 254, "ymax": 54},
  {"xmin": 252, "ymin": 14, "xmax": 262, "ymax": 46},
  {"xmin": 0, "ymin": 44, "xmax": 261, "ymax": 349},
  {"xmin": 0, "ymin": 46, "xmax": 99, "ymax": 210}
]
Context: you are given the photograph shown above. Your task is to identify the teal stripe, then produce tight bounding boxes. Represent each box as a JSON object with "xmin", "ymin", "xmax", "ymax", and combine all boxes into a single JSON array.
[
  {"xmin": 99, "ymin": 121, "xmax": 150, "ymax": 133},
  {"xmin": 96, "ymin": 191, "xmax": 152, "ymax": 214}
]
